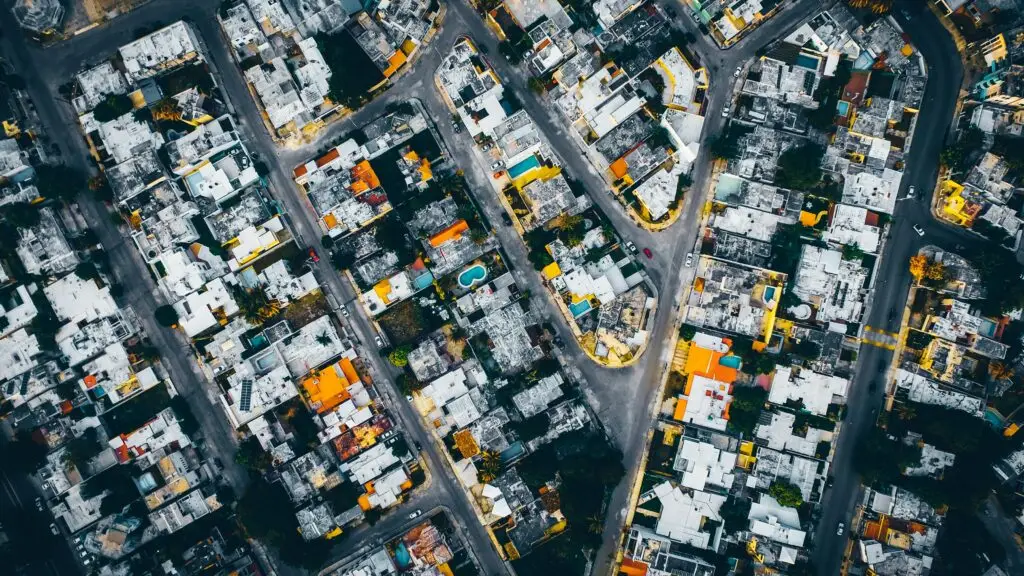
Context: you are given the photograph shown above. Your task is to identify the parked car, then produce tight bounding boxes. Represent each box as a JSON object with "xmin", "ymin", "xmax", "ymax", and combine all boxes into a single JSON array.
[
  {"xmin": 643, "ymin": 248, "xmax": 653, "ymax": 259},
  {"xmin": 692, "ymin": 12, "xmax": 700, "ymax": 24},
  {"xmin": 906, "ymin": 185, "xmax": 916, "ymax": 198},
  {"xmin": 340, "ymin": 306, "xmax": 350, "ymax": 318},
  {"xmin": 50, "ymin": 523, "xmax": 59, "ymax": 536},
  {"xmin": 721, "ymin": 108, "xmax": 730, "ymax": 119},
  {"xmin": 408, "ymin": 509, "xmax": 423, "ymax": 519},
  {"xmin": 414, "ymin": 441, "xmax": 422, "ymax": 451},
  {"xmin": 625, "ymin": 241, "xmax": 638, "ymax": 254},
  {"xmin": 481, "ymin": 142, "xmax": 492, "ymax": 151},
  {"xmin": 374, "ymin": 335, "xmax": 384, "ymax": 348},
  {"xmin": 836, "ymin": 522, "xmax": 845, "ymax": 536},
  {"xmin": 490, "ymin": 160, "xmax": 505, "ymax": 170},
  {"xmin": 307, "ymin": 247, "xmax": 319, "ymax": 263},
  {"xmin": 733, "ymin": 66, "xmax": 742, "ymax": 78},
  {"xmin": 452, "ymin": 121, "xmax": 461, "ymax": 133},
  {"xmin": 685, "ymin": 252, "xmax": 694, "ymax": 267},
  {"xmin": 913, "ymin": 224, "xmax": 925, "ymax": 237},
  {"xmin": 35, "ymin": 498, "xmax": 43, "ymax": 512}
]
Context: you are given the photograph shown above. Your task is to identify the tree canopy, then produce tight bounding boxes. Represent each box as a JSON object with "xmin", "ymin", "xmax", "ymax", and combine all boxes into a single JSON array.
[{"xmin": 775, "ymin": 143, "xmax": 825, "ymax": 191}]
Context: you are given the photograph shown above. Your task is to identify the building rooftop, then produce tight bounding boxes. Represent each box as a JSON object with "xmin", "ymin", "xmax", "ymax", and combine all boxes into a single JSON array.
[
  {"xmin": 825, "ymin": 203, "xmax": 881, "ymax": 253},
  {"xmin": 894, "ymin": 368, "xmax": 985, "ymax": 416},
  {"xmin": 769, "ymin": 365, "xmax": 849, "ymax": 416},
  {"xmin": 244, "ymin": 57, "xmax": 309, "ymax": 130},
  {"xmin": 512, "ymin": 373, "xmax": 564, "ymax": 418},
  {"xmin": 791, "ymin": 245, "xmax": 867, "ymax": 324},
  {"xmin": 16, "ymin": 207, "xmax": 79, "ymax": 276},
  {"xmin": 118, "ymin": 21, "xmax": 201, "ymax": 82},
  {"xmin": 685, "ymin": 257, "xmax": 784, "ymax": 339},
  {"xmin": 73, "ymin": 62, "xmax": 129, "ymax": 115},
  {"xmin": 755, "ymin": 410, "xmax": 831, "ymax": 459},
  {"xmin": 437, "ymin": 39, "xmax": 507, "ymax": 138},
  {"xmin": 220, "ymin": 3, "xmax": 266, "ymax": 60},
  {"xmin": 748, "ymin": 494, "xmax": 807, "ymax": 549},
  {"xmin": 44, "ymin": 275, "xmax": 118, "ymax": 325},
  {"xmin": 0, "ymin": 328, "xmax": 40, "ymax": 382},
  {"xmin": 673, "ymin": 438, "xmax": 737, "ymax": 492},
  {"xmin": 173, "ymin": 277, "xmax": 239, "ymax": 337},
  {"xmin": 223, "ymin": 357, "xmax": 295, "ymax": 428},
  {"xmin": 649, "ymin": 481, "xmax": 724, "ymax": 550},
  {"xmin": 107, "ymin": 149, "xmax": 167, "ymax": 204}
]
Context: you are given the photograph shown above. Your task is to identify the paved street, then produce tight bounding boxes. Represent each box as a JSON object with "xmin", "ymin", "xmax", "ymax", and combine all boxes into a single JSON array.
[
  {"xmin": 809, "ymin": 2, "xmax": 977, "ymax": 574},
  {"xmin": 0, "ymin": 436, "xmax": 82, "ymax": 576},
  {"xmin": 0, "ymin": 0, "xmax": 991, "ymax": 574}
]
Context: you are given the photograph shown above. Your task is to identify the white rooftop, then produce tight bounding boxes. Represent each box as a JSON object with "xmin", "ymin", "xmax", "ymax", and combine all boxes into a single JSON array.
[
  {"xmin": 769, "ymin": 366, "xmax": 848, "ymax": 416},
  {"xmin": 791, "ymin": 245, "xmax": 868, "ymax": 324},
  {"xmin": 673, "ymin": 439, "xmax": 737, "ymax": 492},
  {"xmin": 652, "ymin": 481, "xmax": 724, "ymax": 550},
  {"xmin": 118, "ymin": 21, "xmax": 200, "ymax": 82},
  {"xmin": 748, "ymin": 494, "xmax": 806, "ymax": 548},
  {"xmin": 825, "ymin": 204, "xmax": 881, "ymax": 253},
  {"xmin": 894, "ymin": 369, "xmax": 985, "ymax": 416},
  {"xmin": 44, "ymin": 275, "xmax": 118, "ymax": 325},
  {"xmin": 680, "ymin": 374, "xmax": 733, "ymax": 432}
]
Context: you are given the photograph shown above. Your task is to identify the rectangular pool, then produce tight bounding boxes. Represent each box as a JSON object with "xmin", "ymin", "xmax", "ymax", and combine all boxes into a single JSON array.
[{"xmin": 508, "ymin": 155, "xmax": 541, "ymax": 179}]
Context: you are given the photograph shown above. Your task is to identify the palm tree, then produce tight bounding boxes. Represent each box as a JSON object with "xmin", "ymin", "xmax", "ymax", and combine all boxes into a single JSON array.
[
  {"xmin": 238, "ymin": 287, "xmax": 280, "ymax": 325},
  {"xmin": 480, "ymin": 450, "xmax": 502, "ymax": 479},
  {"xmin": 991, "ymin": 362, "xmax": 1015, "ymax": 381}
]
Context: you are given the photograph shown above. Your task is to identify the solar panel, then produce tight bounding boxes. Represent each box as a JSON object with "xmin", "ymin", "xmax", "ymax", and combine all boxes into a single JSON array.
[{"xmin": 239, "ymin": 379, "xmax": 253, "ymax": 412}]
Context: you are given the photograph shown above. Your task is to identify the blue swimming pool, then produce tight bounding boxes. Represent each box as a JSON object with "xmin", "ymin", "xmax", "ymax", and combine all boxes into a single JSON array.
[
  {"xmin": 507, "ymin": 155, "xmax": 541, "ymax": 179},
  {"xmin": 836, "ymin": 100, "xmax": 851, "ymax": 117},
  {"xmin": 568, "ymin": 299, "xmax": 593, "ymax": 318},
  {"xmin": 764, "ymin": 286, "xmax": 777, "ymax": 302},
  {"xmin": 795, "ymin": 53, "xmax": 820, "ymax": 71},
  {"xmin": 458, "ymin": 264, "xmax": 487, "ymax": 289},
  {"xmin": 720, "ymin": 355, "xmax": 742, "ymax": 369}
]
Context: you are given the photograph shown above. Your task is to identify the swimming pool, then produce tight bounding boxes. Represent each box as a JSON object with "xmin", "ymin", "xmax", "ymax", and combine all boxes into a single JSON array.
[
  {"xmin": 720, "ymin": 355, "xmax": 742, "ymax": 369},
  {"xmin": 763, "ymin": 286, "xmax": 777, "ymax": 302},
  {"xmin": 508, "ymin": 155, "xmax": 541, "ymax": 179},
  {"xmin": 795, "ymin": 53, "xmax": 820, "ymax": 71},
  {"xmin": 568, "ymin": 299, "xmax": 593, "ymax": 318},
  {"xmin": 458, "ymin": 264, "xmax": 488, "ymax": 289},
  {"xmin": 836, "ymin": 100, "xmax": 851, "ymax": 117}
]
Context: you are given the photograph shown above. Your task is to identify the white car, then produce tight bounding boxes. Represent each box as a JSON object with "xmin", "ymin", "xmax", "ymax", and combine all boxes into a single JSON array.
[
  {"xmin": 733, "ymin": 66, "xmax": 742, "ymax": 78},
  {"xmin": 341, "ymin": 306, "xmax": 350, "ymax": 318},
  {"xmin": 408, "ymin": 509, "xmax": 423, "ymax": 519},
  {"xmin": 913, "ymin": 224, "xmax": 925, "ymax": 237},
  {"xmin": 374, "ymin": 335, "xmax": 384, "ymax": 348},
  {"xmin": 721, "ymin": 109, "xmax": 730, "ymax": 118},
  {"xmin": 907, "ymin": 185, "xmax": 916, "ymax": 198},
  {"xmin": 490, "ymin": 160, "xmax": 505, "ymax": 170},
  {"xmin": 50, "ymin": 523, "xmax": 59, "ymax": 536},
  {"xmin": 625, "ymin": 241, "xmax": 638, "ymax": 254},
  {"xmin": 836, "ymin": 523, "xmax": 845, "ymax": 536},
  {"xmin": 685, "ymin": 253, "xmax": 694, "ymax": 267}
]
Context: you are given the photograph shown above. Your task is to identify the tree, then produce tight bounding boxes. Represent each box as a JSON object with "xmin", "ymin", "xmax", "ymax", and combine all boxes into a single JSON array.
[
  {"xmin": 34, "ymin": 164, "xmax": 87, "ymax": 201},
  {"xmin": 990, "ymin": 362, "xmax": 1015, "ymax": 382},
  {"xmin": 238, "ymin": 287, "xmax": 281, "ymax": 325},
  {"xmin": 92, "ymin": 93, "xmax": 134, "ymax": 122},
  {"xmin": 768, "ymin": 480, "xmax": 804, "ymax": 508},
  {"xmin": 728, "ymin": 385, "xmax": 768, "ymax": 436},
  {"xmin": 74, "ymin": 262, "xmax": 100, "ymax": 281},
  {"xmin": 478, "ymin": 450, "xmax": 502, "ymax": 482},
  {"xmin": 719, "ymin": 496, "xmax": 752, "ymax": 531},
  {"xmin": 235, "ymin": 437, "xmax": 273, "ymax": 472},
  {"xmin": 396, "ymin": 373, "xmax": 423, "ymax": 396},
  {"xmin": 679, "ymin": 324, "xmax": 697, "ymax": 341},
  {"xmin": 924, "ymin": 261, "xmax": 946, "ymax": 281},
  {"xmin": 775, "ymin": 143, "xmax": 825, "ymax": 191},
  {"xmin": 909, "ymin": 254, "xmax": 928, "ymax": 281},
  {"xmin": 154, "ymin": 304, "xmax": 179, "ymax": 327},
  {"xmin": 1, "ymin": 202, "xmax": 41, "ymax": 228},
  {"xmin": 388, "ymin": 345, "xmax": 411, "ymax": 367},
  {"xmin": 841, "ymin": 243, "xmax": 864, "ymax": 261},
  {"xmin": 528, "ymin": 77, "xmax": 547, "ymax": 94},
  {"xmin": 792, "ymin": 339, "xmax": 821, "ymax": 360}
]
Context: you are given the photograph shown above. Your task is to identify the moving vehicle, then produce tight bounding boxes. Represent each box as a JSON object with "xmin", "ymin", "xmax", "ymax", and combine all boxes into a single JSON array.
[
  {"xmin": 408, "ymin": 509, "xmax": 423, "ymax": 519},
  {"xmin": 906, "ymin": 185, "xmax": 916, "ymax": 198},
  {"xmin": 340, "ymin": 306, "xmax": 350, "ymax": 318},
  {"xmin": 836, "ymin": 522, "xmax": 845, "ymax": 536},
  {"xmin": 643, "ymin": 248, "xmax": 653, "ymax": 259},
  {"xmin": 913, "ymin": 224, "xmax": 925, "ymax": 237},
  {"xmin": 307, "ymin": 247, "xmax": 319, "ymax": 263}
]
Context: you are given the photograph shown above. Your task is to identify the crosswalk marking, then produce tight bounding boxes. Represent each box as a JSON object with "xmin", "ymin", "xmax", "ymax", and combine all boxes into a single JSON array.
[{"xmin": 861, "ymin": 326, "xmax": 898, "ymax": 351}]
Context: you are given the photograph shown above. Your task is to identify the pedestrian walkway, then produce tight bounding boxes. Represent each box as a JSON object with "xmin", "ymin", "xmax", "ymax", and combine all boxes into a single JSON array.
[{"xmin": 861, "ymin": 326, "xmax": 898, "ymax": 350}]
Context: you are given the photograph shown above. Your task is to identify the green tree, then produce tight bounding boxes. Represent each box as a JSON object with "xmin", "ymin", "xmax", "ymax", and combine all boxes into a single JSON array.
[
  {"xmin": 235, "ymin": 437, "xmax": 273, "ymax": 472},
  {"xmin": 74, "ymin": 262, "xmax": 100, "ymax": 281},
  {"xmin": 1, "ymin": 202, "xmax": 41, "ymax": 228},
  {"xmin": 679, "ymin": 324, "xmax": 697, "ymax": 341},
  {"xmin": 728, "ymin": 385, "xmax": 768, "ymax": 436},
  {"xmin": 841, "ymin": 243, "xmax": 865, "ymax": 261},
  {"xmin": 237, "ymin": 287, "xmax": 281, "ymax": 325},
  {"xmin": 34, "ymin": 164, "xmax": 87, "ymax": 201},
  {"xmin": 775, "ymin": 143, "xmax": 825, "ymax": 191},
  {"xmin": 92, "ymin": 93, "xmax": 134, "ymax": 122},
  {"xmin": 792, "ymin": 339, "xmax": 821, "ymax": 360},
  {"xmin": 719, "ymin": 496, "xmax": 752, "ymax": 530},
  {"xmin": 768, "ymin": 480, "xmax": 804, "ymax": 508},
  {"xmin": 154, "ymin": 304, "xmax": 179, "ymax": 327},
  {"xmin": 388, "ymin": 345, "xmax": 411, "ymax": 367}
]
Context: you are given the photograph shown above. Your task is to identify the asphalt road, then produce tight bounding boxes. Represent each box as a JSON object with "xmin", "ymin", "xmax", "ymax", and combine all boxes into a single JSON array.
[
  {"xmin": 809, "ymin": 2, "xmax": 981, "ymax": 574},
  {"xmin": 0, "ymin": 2, "xmax": 506, "ymax": 574},
  {"xmin": 0, "ymin": 437, "xmax": 82, "ymax": 576}
]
